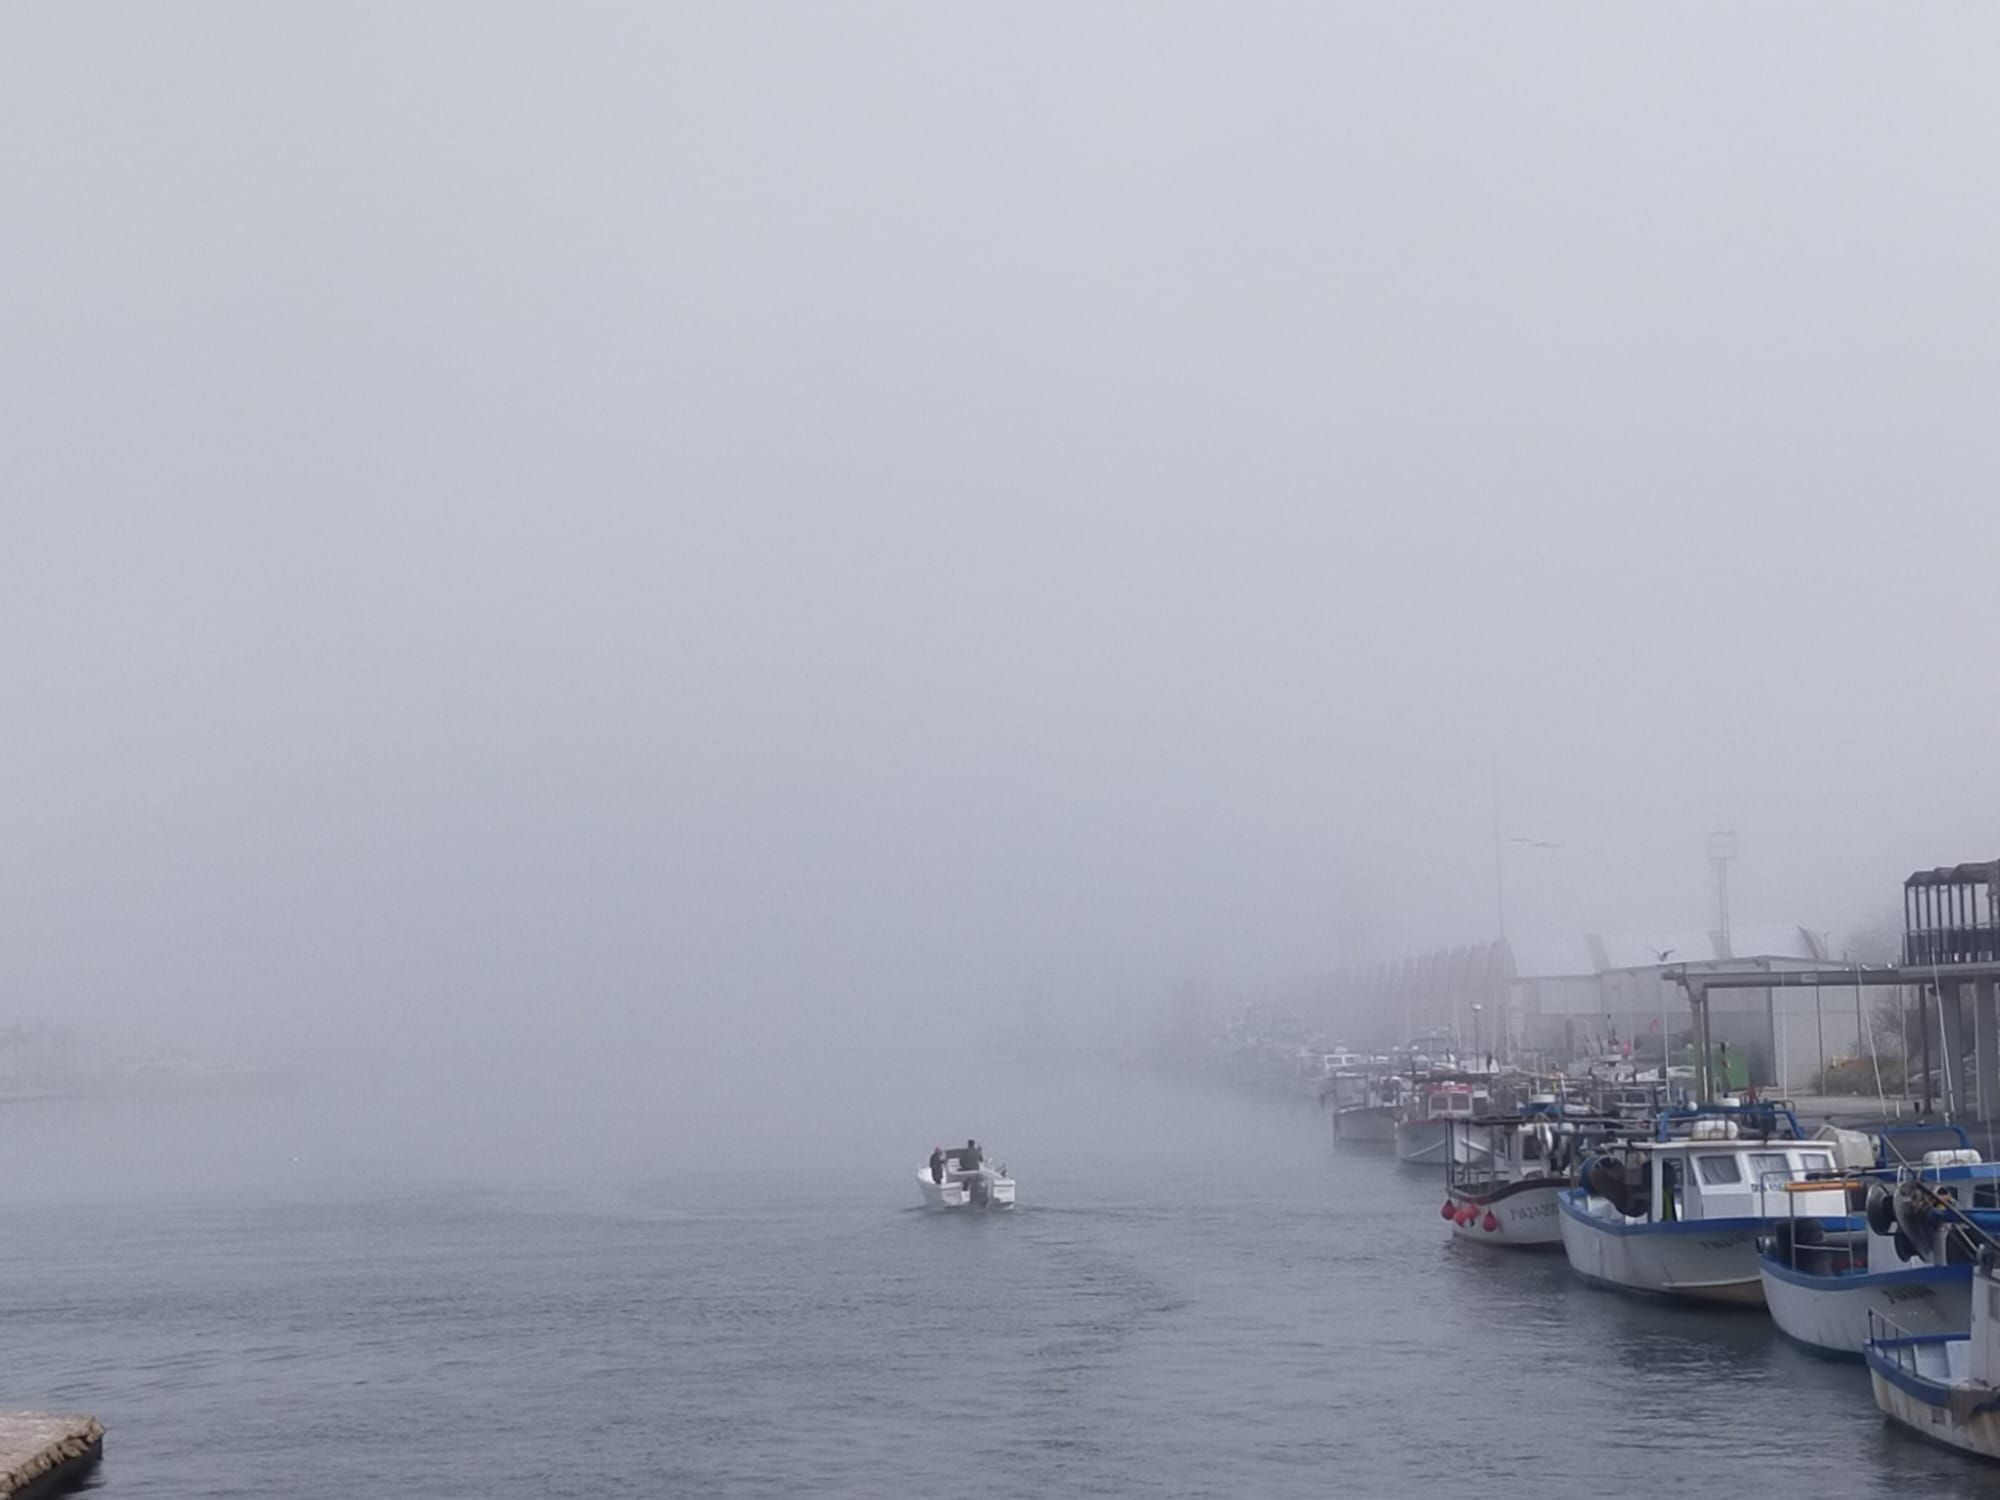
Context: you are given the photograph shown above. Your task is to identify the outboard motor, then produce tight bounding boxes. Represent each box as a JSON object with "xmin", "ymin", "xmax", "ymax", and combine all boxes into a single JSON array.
[{"xmin": 970, "ymin": 1175, "xmax": 990, "ymax": 1207}]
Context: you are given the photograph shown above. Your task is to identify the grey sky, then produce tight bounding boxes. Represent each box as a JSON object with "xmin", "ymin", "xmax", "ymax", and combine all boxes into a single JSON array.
[{"xmin": 3, "ymin": 6, "xmax": 1996, "ymax": 1136}]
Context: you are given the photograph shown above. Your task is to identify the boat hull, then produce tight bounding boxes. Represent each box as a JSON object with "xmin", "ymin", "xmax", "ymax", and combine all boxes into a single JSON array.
[
  {"xmin": 1334, "ymin": 1105, "xmax": 1397, "ymax": 1145},
  {"xmin": 1557, "ymin": 1192, "xmax": 1777, "ymax": 1305},
  {"xmin": 916, "ymin": 1166, "xmax": 1017, "ymax": 1211},
  {"xmin": 1762, "ymin": 1255, "xmax": 1971, "ymax": 1358},
  {"xmin": 1396, "ymin": 1118, "xmax": 1449, "ymax": 1165},
  {"xmin": 1445, "ymin": 1178, "xmax": 1565, "ymax": 1248},
  {"xmin": 1867, "ymin": 1343, "xmax": 2000, "ymax": 1460}
]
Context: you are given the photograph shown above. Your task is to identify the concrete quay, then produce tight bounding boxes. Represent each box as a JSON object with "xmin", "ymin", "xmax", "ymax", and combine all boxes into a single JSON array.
[{"xmin": 0, "ymin": 1413, "xmax": 101, "ymax": 1499}]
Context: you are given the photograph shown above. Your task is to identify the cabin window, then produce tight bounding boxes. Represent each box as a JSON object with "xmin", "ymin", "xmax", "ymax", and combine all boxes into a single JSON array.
[
  {"xmin": 1696, "ymin": 1155, "xmax": 1742, "ymax": 1185},
  {"xmin": 1747, "ymin": 1152, "xmax": 1792, "ymax": 1188},
  {"xmin": 1798, "ymin": 1152, "xmax": 1835, "ymax": 1175},
  {"xmin": 1523, "ymin": 1133, "xmax": 1544, "ymax": 1162}
]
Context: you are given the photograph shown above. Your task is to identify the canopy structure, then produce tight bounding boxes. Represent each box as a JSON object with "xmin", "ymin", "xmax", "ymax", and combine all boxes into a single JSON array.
[{"xmin": 1905, "ymin": 861, "xmax": 2000, "ymax": 967}]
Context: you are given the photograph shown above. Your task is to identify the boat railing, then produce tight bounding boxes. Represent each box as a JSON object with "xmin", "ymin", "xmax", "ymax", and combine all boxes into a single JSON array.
[
  {"xmin": 1868, "ymin": 1307, "xmax": 1923, "ymax": 1372},
  {"xmin": 1877, "ymin": 1122, "xmax": 1976, "ymax": 1167},
  {"xmin": 1655, "ymin": 1100, "xmax": 1805, "ymax": 1143}
]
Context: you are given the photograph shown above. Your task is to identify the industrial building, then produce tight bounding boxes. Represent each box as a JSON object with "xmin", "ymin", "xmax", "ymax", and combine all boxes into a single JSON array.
[{"xmin": 1337, "ymin": 926, "xmax": 1862, "ymax": 1087}]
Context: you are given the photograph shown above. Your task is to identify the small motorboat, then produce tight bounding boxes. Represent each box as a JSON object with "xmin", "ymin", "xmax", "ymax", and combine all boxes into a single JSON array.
[{"xmin": 917, "ymin": 1143, "xmax": 1016, "ymax": 1210}]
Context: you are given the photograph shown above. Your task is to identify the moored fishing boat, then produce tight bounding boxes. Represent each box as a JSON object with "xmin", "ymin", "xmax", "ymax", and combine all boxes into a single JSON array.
[
  {"xmin": 1866, "ymin": 1250, "xmax": 2000, "ymax": 1460},
  {"xmin": 1760, "ymin": 1148, "xmax": 1999, "ymax": 1357},
  {"xmin": 1326, "ymin": 1069, "xmax": 1402, "ymax": 1146},
  {"xmin": 1294, "ymin": 1044, "xmax": 1369, "ymax": 1098},
  {"xmin": 1441, "ymin": 1101, "xmax": 1624, "ymax": 1248},
  {"xmin": 1395, "ymin": 1077, "xmax": 1492, "ymax": 1166},
  {"xmin": 1558, "ymin": 1102, "xmax": 1854, "ymax": 1304}
]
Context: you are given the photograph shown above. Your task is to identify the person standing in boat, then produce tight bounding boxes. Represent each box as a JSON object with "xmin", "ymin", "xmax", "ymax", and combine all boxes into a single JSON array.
[
  {"xmin": 961, "ymin": 1139, "xmax": 981, "ymax": 1171},
  {"xmin": 929, "ymin": 1146, "xmax": 946, "ymax": 1184}
]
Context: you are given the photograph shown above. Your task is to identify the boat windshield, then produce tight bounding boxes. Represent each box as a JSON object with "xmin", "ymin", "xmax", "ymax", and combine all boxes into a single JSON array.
[
  {"xmin": 1746, "ymin": 1151, "xmax": 1794, "ymax": 1188},
  {"xmin": 1696, "ymin": 1154, "xmax": 1742, "ymax": 1185}
]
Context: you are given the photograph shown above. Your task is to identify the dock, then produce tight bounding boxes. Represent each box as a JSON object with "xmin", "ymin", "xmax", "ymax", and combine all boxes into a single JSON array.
[{"xmin": 0, "ymin": 1414, "xmax": 101, "ymax": 1499}]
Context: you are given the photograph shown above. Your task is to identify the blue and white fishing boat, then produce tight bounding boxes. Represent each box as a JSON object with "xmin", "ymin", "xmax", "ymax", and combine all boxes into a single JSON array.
[
  {"xmin": 1867, "ymin": 1249, "xmax": 2000, "ymax": 1460},
  {"xmin": 1558, "ymin": 1102, "xmax": 1854, "ymax": 1305},
  {"xmin": 1760, "ymin": 1143, "xmax": 2000, "ymax": 1357}
]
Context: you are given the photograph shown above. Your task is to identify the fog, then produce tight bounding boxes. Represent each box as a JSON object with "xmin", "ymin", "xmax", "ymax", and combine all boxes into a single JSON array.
[{"xmin": 3, "ymin": 5, "xmax": 1996, "ymax": 1184}]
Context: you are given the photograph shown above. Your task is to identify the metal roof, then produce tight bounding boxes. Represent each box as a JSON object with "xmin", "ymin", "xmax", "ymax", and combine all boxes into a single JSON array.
[
  {"xmin": 1589, "ymin": 926, "xmax": 1827, "ymax": 971},
  {"xmin": 1506, "ymin": 926, "xmax": 1830, "ymax": 979},
  {"xmin": 1905, "ymin": 861, "xmax": 2000, "ymax": 889},
  {"xmin": 1505, "ymin": 934, "xmax": 1598, "ymax": 979}
]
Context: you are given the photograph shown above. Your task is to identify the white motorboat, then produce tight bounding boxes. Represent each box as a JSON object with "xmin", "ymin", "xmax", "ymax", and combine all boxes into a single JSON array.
[
  {"xmin": 916, "ymin": 1145, "xmax": 1016, "ymax": 1210},
  {"xmin": 1558, "ymin": 1104, "xmax": 1854, "ymax": 1304}
]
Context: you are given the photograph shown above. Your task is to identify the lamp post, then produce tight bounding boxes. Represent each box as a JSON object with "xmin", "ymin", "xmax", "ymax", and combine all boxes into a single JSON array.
[
  {"xmin": 1494, "ymin": 837, "xmax": 1562, "ymax": 950},
  {"xmin": 1653, "ymin": 948, "xmax": 1676, "ymax": 1081},
  {"xmin": 1493, "ymin": 837, "xmax": 1561, "ymax": 1070}
]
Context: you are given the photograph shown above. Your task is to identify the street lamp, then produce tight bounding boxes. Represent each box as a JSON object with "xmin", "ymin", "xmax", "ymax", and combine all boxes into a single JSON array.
[
  {"xmin": 1653, "ymin": 948, "xmax": 1676, "ymax": 1082},
  {"xmin": 1492, "ymin": 838, "xmax": 1563, "ymax": 1069},
  {"xmin": 1495, "ymin": 837, "xmax": 1563, "ymax": 942}
]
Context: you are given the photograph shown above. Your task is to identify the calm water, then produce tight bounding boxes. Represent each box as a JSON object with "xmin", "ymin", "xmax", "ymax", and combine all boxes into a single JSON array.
[{"xmin": 1, "ymin": 1066, "xmax": 1995, "ymax": 1498}]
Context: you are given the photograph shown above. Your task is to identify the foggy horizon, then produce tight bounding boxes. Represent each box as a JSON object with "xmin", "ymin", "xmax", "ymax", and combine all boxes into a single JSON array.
[{"xmin": 6, "ymin": 5, "xmax": 1998, "ymax": 1173}]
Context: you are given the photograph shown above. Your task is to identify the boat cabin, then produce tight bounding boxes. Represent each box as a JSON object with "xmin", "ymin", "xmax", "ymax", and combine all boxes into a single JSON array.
[
  {"xmin": 1448, "ymin": 1111, "xmax": 1623, "ymax": 1193},
  {"xmin": 1327, "ymin": 1069, "xmax": 1397, "ymax": 1109},
  {"xmin": 1414, "ymin": 1081, "xmax": 1489, "ymax": 1123},
  {"xmin": 1604, "ymin": 1136, "xmax": 1849, "ymax": 1224}
]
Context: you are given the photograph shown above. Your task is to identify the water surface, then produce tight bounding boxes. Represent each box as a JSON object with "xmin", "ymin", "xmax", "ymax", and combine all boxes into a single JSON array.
[{"xmin": 0, "ymin": 1067, "xmax": 1987, "ymax": 1497}]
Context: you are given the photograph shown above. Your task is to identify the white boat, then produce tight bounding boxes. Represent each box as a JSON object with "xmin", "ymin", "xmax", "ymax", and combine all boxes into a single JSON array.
[
  {"xmin": 1760, "ymin": 1155, "xmax": 1996, "ymax": 1357},
  {"xmin": 1867, "ymin": 1250, "xmax": 2000, "ymax": 1460},
  {"xmin": 1326, "ymin": 1069, "xmax": 1401, "ymax": 1146},
  {"xmin": 1395, "ymin": 1079, "xmax": 1491, "ymax": 1166},
  {"xmin": 1557, "ymin": 1107, "xmax": 1853, "ymax": 1304},
  {"xmin": 1336, "ymin": 1101, "xmax": 1400, "ymax": 1146},
  {"xmin": 916, "ymin": 1146, "xmax": 1016, "ymax": 1211},
  {"xmin": 1442, "ymin": 1106, "xmax": 1623, "ymax": 1249},
  {"xmin": 1293, "ymin": 1045, "xmax": 1369, "ymax": 1097}
]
